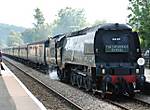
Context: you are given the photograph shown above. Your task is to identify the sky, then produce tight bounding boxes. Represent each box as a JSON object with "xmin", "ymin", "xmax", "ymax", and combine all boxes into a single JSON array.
[{"xmin": 0, "ymin": 0, "xmax": 129, "ymax": 28}]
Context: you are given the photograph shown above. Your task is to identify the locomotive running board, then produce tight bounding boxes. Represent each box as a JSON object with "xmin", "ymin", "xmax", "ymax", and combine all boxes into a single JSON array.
[
  {"xmin": 134, "ymin": 90, "xmax": 140, "ymax": 92},
  {"xmin": 71, "ymin": 69, "xmax": 86, "ymax": 76},
  {"xmin": 92, "ymin": 89, "xmax": 112, "ymax": 94}
]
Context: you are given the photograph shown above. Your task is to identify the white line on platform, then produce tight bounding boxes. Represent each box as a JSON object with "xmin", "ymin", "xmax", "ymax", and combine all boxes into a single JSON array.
[{"xmin": 2, "ymin": 62, "xmax": 47, "ymax": 110}]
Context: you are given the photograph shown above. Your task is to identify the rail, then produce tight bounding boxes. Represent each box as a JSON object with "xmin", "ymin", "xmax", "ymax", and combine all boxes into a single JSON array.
[{"xmin": 4, "ymin": 58, "xmax": 83, "ymax": 110}]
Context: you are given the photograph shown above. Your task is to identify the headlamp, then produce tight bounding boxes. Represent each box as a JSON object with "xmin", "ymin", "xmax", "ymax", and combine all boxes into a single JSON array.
[
  {"xmin": 137, "ymin": 58, "xmax": 145, "ymax": 66},
  {"xmin": 102, "ymin": 69, "xmax": 105, "ymax": 74},
  {"xmin": 136, "ymin": 69, "xmax": 140, "ymax": 74}
]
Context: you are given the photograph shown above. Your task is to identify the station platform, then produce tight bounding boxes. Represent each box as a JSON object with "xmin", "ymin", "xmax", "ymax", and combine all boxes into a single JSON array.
[{"xmin": 0, "ymin": 62, "xmax": 46, "ymax": 110}]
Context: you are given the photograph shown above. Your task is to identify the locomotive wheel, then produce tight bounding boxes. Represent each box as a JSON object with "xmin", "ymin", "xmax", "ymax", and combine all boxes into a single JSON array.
[
  {"xmin": 70, "ymin": 73, "xmax": 75, "ymax": 85},
  {"xmin": 70, "ymin": 73, "xmax": 76, "ymax": 86},
  {"xmin": 57, "ymin": 69, "xmax": 64, "ymax": 81},
  {"xmin": 113, "ymin": 85, "xmax": 120, "ymax": 96},
  {"xmin": 84, "ymin": 76, "xmax": 92, "ymax": 91},
  {"xmin": 77, "ymin": 75, "xmax": 82, "ymax": 88},
  {"xmin": 128, "ymin": 84, "xmax": 135, "ymax": 97},
  {"xmin": 101, "ymin": 83, "xmax": 106, "ymax": 99},
  {"xmin": 62, "ymin": 69, "xmax": 70, "ymax": 83}
]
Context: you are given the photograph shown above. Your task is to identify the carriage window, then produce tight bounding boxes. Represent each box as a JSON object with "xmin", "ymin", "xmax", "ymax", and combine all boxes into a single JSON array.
[
  {"xmin": 39, "ymin": 46, "xmax": 42, "ymax": 57},
  {"xmin": 35, "ymin": 47, "xmax": 37, "ymax": 56},
  {"xmin": 46, "ymin": 48, "xmax": 50, "ymax": 57}
]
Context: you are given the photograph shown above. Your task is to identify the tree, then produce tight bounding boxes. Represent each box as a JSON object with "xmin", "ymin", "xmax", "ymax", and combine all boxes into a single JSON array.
[
  {"xmin": 22, "ymin": 23, "xmax": 51, "ymax": 43},
  {"xmin": 21, "ymin": 29, "xmax": 34, "ymax": 43},
  {"xmin": 52, "ymin": 7, "xmax": 87, "ymax": 35},
  {"xmin": 32, "ymin": 23, "xmax": 52, "ymax": 41},
  {"xmin": 33, "ymin": 8, "xmax": 45, "ymax": 28},
  {"xmin": 128, "ymin": 0, "xmax": 150, "ymax": 48},
  {"xmin": 7, "ymin": 31, "xmax": 23, "ymax": 46},
  {"xmin": 21, "ymin": 8, "xmax": 52, "ymax": 43}
]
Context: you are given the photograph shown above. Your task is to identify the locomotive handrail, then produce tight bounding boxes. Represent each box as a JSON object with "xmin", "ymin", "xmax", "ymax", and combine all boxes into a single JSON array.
[{"xmin": 102, "ymin": 65, "xmax": 136, "ymax": 69}]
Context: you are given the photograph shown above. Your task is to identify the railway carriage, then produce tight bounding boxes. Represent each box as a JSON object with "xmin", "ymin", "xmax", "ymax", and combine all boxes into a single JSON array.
[
  {"xmin": 12, "ymin": 46, "xmax": 19, "ymax": 58},
  {"xmin": 27, "ymin": 40, "xmax": 49, "ymax": 66},
  {"xmin": 2, "ymin": 48, "xmax": 11, "ymax": 56},
  {"xmin": 3, "ymin": 47, "xmax": 18, "ymax": 58},
  {"xmin": 9, "ymin": 47, "xmax": 14, "ymax": 56},
  {"xmin": 19, "ymin": 45, "xmax": 28, "ymax": 61}
]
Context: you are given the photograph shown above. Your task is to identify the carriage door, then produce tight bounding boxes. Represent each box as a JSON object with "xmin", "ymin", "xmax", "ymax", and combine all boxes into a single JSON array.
[
  {"xmin": 56, "ymin": 46, "xmax": 62, "ymax": 66},
  {"xmin": 49, "ymin": 39, "xmax": 56, "ymax": 65}
]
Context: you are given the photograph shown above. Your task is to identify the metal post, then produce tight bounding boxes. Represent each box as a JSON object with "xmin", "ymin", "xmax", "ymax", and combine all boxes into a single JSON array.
[
  {"xmin": 0, "ymin": 61, "xmax": 1, "ymax": 75},
  {"xmin": 0, "ymin": 50, "xmax": 2, "ymax": 75}
]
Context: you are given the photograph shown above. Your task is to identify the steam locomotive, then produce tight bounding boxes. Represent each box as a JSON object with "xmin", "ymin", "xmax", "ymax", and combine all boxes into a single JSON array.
[{"xmin": 3, "ymin": 23, "xmax": 145, "ymax": 97}]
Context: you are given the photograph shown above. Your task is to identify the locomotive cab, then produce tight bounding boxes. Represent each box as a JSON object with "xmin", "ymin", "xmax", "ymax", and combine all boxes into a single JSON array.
[{"xmin": 94, "ymin": 24, "xmax": 145, "ymax": 96}]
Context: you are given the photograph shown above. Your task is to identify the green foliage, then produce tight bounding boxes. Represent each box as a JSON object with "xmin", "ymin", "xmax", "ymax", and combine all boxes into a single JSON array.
[
  {"xmin": 33, "ymin": 8, "xmax": 51, "ymax": 41},
  {"xmin": 22, "ymin": 24, "xmax": 51, "ymax": 43},
  {"xmin": 33, "ymin": 24, "xmax": 51, "ymax": 42},
  {"xmin": 22, "ymin": 8, "xmax": 51, "ymax": 43},
  {"xmin": 0, "ymin": 23, "xmax": 25, "ymax": 47},
  {"xmin": 21, "ymin": 29, "xmax": 34, "ymax": 43},
  {"xmin": 128, "ymin": 0, "xmax": 150, "ymax": 48},
  {"xmin": 33, "ymin": 8, "xmax": 45, "ymax": 28},
  {"xmin": 7, "ymin": 31, "xmax": 24, "ymax": 46},
  {"xmin": 52, "ymin": 7, "xmax": 87, "ymax": 35},
  {"xmin": 34, "ymin": 24, "xmax": 51, "ymax": 40}
]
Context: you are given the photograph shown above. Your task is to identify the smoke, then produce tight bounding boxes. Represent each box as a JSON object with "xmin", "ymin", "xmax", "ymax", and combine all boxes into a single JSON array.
[{"xmin": 49, "ymin": 70, "xmax": 59, "ymax": 80}]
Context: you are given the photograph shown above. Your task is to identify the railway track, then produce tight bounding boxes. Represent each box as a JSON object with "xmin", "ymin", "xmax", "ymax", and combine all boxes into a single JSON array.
[
  {"xmin": 96, "ymin": 91, "xmax": 150, "ymax": 110},
  {"xmin": 105, "ymin": 96, "xmax": 150, "ymax": 110},
  {"xmin": 4, "ymin": 57, "xmax": 150, "ymax": 110},
  {"xmin": 3, "ymin": 59, "xmax": 83, "ymax": 110}
]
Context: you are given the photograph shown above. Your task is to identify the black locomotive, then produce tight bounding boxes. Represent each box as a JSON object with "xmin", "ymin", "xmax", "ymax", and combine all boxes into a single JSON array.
[{"xmin": 3, "ymin": 23, "xmax": 145, "ymax": 97}]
